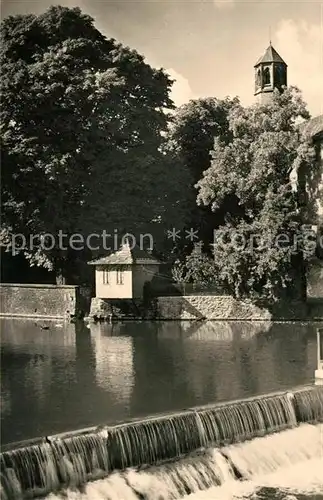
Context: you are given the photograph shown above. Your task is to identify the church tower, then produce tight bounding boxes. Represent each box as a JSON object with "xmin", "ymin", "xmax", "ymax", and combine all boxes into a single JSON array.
[{"xmin": 254, "ymin": 42, "xmax": 287, "ymax": 104}]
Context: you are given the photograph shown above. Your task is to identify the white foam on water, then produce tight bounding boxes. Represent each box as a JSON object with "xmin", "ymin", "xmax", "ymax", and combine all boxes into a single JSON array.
[
  {"xmin": 188, "ymin": 457, "xmax": 323, "ymax": 499},
  {"xmin": 47, "ymin": 475, "xmax": 138, "ymax": 500},
  {"xmin": 189, "ymin": 424, "xmax": 323, "ymax": 499},
  {"xmin": 46, "ymin": 424, "xmax": 323, "ymax": 500},
  {"xmin": 221, "ymin": 422, "xmax": 323, "ymax": 478}
]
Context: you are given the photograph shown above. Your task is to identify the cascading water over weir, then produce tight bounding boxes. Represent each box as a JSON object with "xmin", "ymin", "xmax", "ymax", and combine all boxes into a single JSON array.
[{"xmin": 1, "ymin": 385, "xmax": 323, "ymax": 499}]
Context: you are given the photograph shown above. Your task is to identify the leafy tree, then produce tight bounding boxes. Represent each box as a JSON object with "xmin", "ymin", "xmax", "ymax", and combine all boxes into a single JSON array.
[
  {"xmin": 168, "ymin": 97, "xmax": 239, "ymax": 183},
  {"xmin": 1, "ymin": 6, "xmax": 188, "ymax": 282},
  {"xmin": 172, "ymin": 242, "xmax": 220, "ymax": 289},
  {"xmin": 195, "ymin": 87, "xmax": 316, "ymax": 301},
  {"xmin": 166, "ymin": 97, "xmax": 240, "ymax": 248}
]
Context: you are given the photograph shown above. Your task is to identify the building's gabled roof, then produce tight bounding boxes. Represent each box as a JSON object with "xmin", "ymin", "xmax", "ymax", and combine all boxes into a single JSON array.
[
  {"xmin": 300, "ymin": 115, "xmax": 323, "ymax": 139},
  {"xmin": 254, "ymin": 44, "xmax": 287, "ymax": 67},
  {"xmin": 88, "ymin": 239, "xmax": 162, "ymax": 266}
]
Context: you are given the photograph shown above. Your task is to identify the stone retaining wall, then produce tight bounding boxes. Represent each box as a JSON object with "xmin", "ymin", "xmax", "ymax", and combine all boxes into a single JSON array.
[
  {"xmin": 0, "ymin": 284, "xmax": 79, "ymax": 319},
  {"xmin": 307, "ymin": 298, "xmax": 323, "ymax": 320},
  {"xmin": 307, "ymin": 259, "xmax": 323, "ymax": 299},
  {"xmin": 88, "ymin": 295, "xmax": 312, "ymax": 321},
  {"xmin": 156, "ymin": 295, "xmax": 309, "ymax": 321}
]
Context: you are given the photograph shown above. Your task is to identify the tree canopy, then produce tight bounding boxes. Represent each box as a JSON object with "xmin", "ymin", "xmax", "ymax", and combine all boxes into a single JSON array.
[
  {"xmin": 165, "ymin": 97, "xmax": 239, "ymax": 249},
  {"xmin": 167, "ymin": 97, "xmax": 239, "ymax": 184},
  {"xmin": 194, "ymin": 87, "xmax": 316, "ymax": 300},
  {"xmin": 1, "ymin": 6, "xmax": 189, "ymax": 281},
  {"xmin": 1, "ymin": 6, "xmax": 318, "ymax": 297}
]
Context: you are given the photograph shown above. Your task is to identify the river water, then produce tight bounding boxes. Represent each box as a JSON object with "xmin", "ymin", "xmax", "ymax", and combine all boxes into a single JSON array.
[
  {"xmin": 1, "ymin": 318, "xmax": 323, "ymax": 499},
  {"xmin": 0, "ymin": 318, "xmax": 321, "ymax": 446}
]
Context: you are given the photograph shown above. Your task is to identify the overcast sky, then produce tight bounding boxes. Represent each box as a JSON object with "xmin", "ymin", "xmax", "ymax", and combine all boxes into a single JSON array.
[{"xmin": 2, "ymin": 0, "xmax": 322, "ymax": 115}]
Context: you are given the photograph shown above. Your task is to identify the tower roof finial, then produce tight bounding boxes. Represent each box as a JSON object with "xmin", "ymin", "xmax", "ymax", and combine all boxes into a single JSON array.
[
  {"xmin": 254, "ymin": 42, "xmax": 287, "ymax": 66},
  {"xmin": 269, "ymin": 25, "xmax": 272, "ymax": 45}
]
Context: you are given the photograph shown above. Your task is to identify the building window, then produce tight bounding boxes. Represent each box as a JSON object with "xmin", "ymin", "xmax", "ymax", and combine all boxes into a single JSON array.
[
  {"xmin": 103, "ymin": 270, "xmax": 109, "ymax": 284},
  {"xmin": 274, "ymin": 64, "xmax": 285, "ymax": 88},
  {"xmin": 263, "ymin": 67, "xmax": 271, "ymax": 85},
  {"xmin": 256, "ymin": 69, "xmax": 261, "ymax": 87},
  {"xmin": 116, "ymin": 269, "xmax": 124, "ymax": 285}
]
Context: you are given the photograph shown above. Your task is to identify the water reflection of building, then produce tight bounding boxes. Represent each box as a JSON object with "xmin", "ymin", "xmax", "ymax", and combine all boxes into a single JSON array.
[{"xmin": 89, "ymin": 323, "xmax": 134, "ymax": 406}]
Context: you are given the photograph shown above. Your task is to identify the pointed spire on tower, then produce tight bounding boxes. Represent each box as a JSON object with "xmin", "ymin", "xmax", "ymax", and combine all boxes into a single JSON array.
[{"xmin": 254, "ymin": 44, "xmax": 286, "ymax": 66}]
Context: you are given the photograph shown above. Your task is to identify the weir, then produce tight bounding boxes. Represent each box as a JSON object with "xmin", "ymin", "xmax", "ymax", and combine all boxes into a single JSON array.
[{"xmin": 1, "ymin": 385, "xmax": 322, "ymax": 499}]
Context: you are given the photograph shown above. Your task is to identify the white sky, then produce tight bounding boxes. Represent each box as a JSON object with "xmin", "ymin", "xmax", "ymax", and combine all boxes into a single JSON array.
[{"xmin": 2, "ymin": 0, "xmax": 323, "ymax": 115}]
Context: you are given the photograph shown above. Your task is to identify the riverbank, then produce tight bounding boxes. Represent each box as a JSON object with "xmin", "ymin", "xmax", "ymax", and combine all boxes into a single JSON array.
[
  {"xmin": 1, "ymin": 283, "xmax": 323, "ymax": 321},
  {"xmin": 88, "ymin": 296, "xmax": 323, "ymax": 322}
]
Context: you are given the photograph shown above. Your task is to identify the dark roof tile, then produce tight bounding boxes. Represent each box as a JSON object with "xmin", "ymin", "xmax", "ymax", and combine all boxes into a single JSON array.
[
  {"xmin": 300, "ymin": 115, "xmax": 323, "ymax": 139},
  {"xmin": 255, "ymin": 44, "xmax": 287, "ymax": 66},
  {"xmin": 88, "ymin": 240, "xmax": 162, "ymax": 265}
]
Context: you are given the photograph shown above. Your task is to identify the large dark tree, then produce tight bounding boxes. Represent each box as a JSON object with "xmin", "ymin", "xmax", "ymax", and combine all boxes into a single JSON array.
[{"xmin": 1, "ymin": 6, "xmax": 189, "ymax": 282}]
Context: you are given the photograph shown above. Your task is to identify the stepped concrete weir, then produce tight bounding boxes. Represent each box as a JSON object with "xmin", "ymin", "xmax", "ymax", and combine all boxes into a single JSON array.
[{"xmin": 1, "ymin": 385, "xmax": 323, "ymax": 499}]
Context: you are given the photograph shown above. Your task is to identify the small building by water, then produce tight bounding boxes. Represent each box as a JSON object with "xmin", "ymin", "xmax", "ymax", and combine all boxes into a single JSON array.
[{"xmin": 88, "ymin": 239, "xmax": 161, "ymax": 299}]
